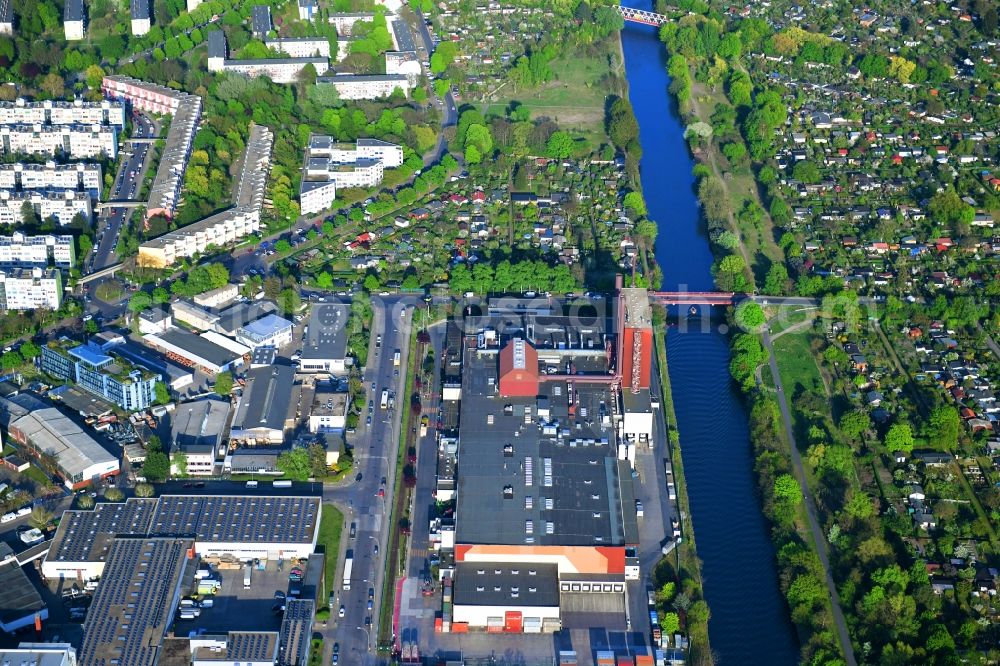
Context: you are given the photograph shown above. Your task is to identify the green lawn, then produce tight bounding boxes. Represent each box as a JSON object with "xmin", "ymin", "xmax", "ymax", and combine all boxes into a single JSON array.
[
  {"xmin": 773, "ymin": 330, "xmax": 826, "ymax": 435},
  {"xmin": 318, "ymin": 503, "xmax": 344, "ymax": 604},
  {"xmin": 483, "ymin": 42, "xmax": 619, "ymax": 141},
  {"xmin": 21, "ymin": 465, "xmax": 53, "ymax": 489}
]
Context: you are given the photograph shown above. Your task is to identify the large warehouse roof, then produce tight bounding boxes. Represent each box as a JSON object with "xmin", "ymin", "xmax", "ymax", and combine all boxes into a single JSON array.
[
  {"xmin": 455, "ymin": 347, "xmax": 630, "ymax": 548},
  {"xmin": 0, "ymin": 394, "xmax": 118, "ymax": 482},
  {"xmin": 144, "ymin": 328, "xmax": 241, "ymax": 372},
  {"xmin": 453, "ymin": 562, "xmax": 559, "ymax": 608},
  {"xmin": 45, "ymin": 495, "xmax": 320, "ymax": 567},
  {"xmin": 232, "ymin": 365, "xmax": 296, "ymax": 434},
  {"xmin": 79, "ymin": 537, "xmax": 191, "ymax": 666},
  {"xmin": 47, "ymin": 498, "xmax": 158, "ymax": 564},
  {"xmin": 171, "ymin": 398, "xmax": 231, "ymax": 454},
  {"xmin": 151, "ymin": 495, "xmax": 319, "ymax": 544}
]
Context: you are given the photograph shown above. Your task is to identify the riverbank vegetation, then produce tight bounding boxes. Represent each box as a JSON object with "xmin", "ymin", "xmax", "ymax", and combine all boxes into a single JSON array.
[
  {"xmin": 653, "ymin": 316, "xmax": 714, "ymax": 666},
  {"xmin": 654, "ymin": 5, "xmax": 848, "ymax": 664},
  {"xmin": 653, "ymin": 0, "xmax": 1000, "ymax": 660}
]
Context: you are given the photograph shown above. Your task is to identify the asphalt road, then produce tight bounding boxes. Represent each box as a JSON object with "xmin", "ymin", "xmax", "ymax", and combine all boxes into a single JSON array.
[
  {"xmin": 321, "ymin": 294, "xmax": 420, "ymax": 664},
  {"xmin": 88, "ymin": 113, "xmax": 157, "ymax": 273}
]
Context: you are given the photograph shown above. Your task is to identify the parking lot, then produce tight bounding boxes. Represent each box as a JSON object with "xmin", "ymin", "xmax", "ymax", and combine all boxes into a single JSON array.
[{"xmin": 173, "ymin": 557, "xmax": 310, "ymax": 635}]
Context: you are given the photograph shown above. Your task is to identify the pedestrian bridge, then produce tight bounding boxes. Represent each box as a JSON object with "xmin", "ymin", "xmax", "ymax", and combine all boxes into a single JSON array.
[
  {"xmin": 618, "ymin": 6, "xmax": 670, "ymax": 26},
  {"xmin": 648, "ymin": 291, "xmax": 737, "ymax": 306}
]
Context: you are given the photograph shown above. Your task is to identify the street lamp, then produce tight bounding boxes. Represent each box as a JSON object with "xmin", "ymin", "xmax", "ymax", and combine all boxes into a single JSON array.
[{"xmin": 357, "ymin": 625, "xmax": 371, "ymax": 652}]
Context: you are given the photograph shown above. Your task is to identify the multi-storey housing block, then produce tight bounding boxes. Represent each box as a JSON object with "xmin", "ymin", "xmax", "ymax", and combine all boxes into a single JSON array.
[
  {"xmin": 0, "ymin": 233, "xmax": 75, "ymax": 268},
  {"xmin": 0, "ymin": 268, "xmax": 62, "ymax": 310},
  {"xmin": 0, "ymin": 162, "xmax": 102, "ymax": 200},
  {"xmin": 0, "ymin": 190, "xmax": 92, "ymax": 227}
]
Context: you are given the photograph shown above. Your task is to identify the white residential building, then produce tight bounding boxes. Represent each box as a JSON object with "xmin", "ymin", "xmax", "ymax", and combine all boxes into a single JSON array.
[
  {"xmin": 131, "ymin": 0, "xmax": 150, "ymax": 34},
  {"xmin": 0, "ymin": 190, "xmax": 92, "ymax": 227},
  {"xmin": 64, "ymin": 0, "xmax": 85, "ymax": 39},
  {"xmin": 329, "ymin": 12, "xmax": 374, "ymax": 35},
  {"xmin": 300, "ymin": 180, "xmax": 337, "ymax": 216},
  {"xmin": 299, "ymin": 135, "xmax": 402, "ymax": 214},
  {"xmin": 138, "ymin": 124, "xmax": 272, "ymax": 268},
  {"xmin": 102, "ymin": 76, "xmax": 203, "ymax": 220},
  {"xmin": 0, "ymin": 124, "xmax": 118, "ymax": 159},
  {"xmin": 315, "ymin": 74, "xmax": 412, "ymax": 100},
  {"xmin": 0, "ymin": 98, "xmax": 125, "ymax": 128},
  {"xmin": 265, "ymin": 37, "xmax": 331, "ymax": 58},
  {"xmin": 0, "ymin": 0, "xmax": 12, "ymax": 35},
  {"xmin": 310, "ymin": 136, "xmax": 404, "ymax": 167},
  {"xmin": 0, "ymin": 268, "xmax": 63, "ymax": 310},
  {"xmin": 297, "ymin": 0, "xmax": 315, "ymax": 21},
  {"xmin": 385, "ymin": 50, "xmax": 421, "ymax": 82},
  {"xmin": 208, "ymin": 31, "xmax": 328, "ymax": 84},
  {"xmin": 0, "ymin": 162, "xmax": 102, "ymax": 200},
  {"xmin": 0, "ymin": 233, "xmax": 75, "ymax": 268}
]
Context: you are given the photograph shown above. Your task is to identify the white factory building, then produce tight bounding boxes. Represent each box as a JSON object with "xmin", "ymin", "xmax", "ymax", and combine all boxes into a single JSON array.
[
  {"xmin": 314, "ymin": 74, "xmax": 412, "ymax": 100},
  {"xmin": 42, "ymin": 495, "xmax": 322, "ymax": 580},
  {"xmin": 0, "ymin": 190, "xmax": 91, "ymax": 227},
  {"xmin": 0, "ymin": 124, "xmax": 118, "ymax": 159},
  {"xmin": 0, "ymin": 161, "xmax": 102, "ymax": 200},
  {"xmin": 0, "ymin": 233, "xmax": 75, "ymax": 268},
  {"xmin": 0, "ymin": 268, "xmax": 63, "ymax": 310}
]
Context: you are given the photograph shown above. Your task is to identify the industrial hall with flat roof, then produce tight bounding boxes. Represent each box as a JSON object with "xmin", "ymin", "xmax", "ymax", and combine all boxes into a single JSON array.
[{"xmin": 437, "ymin": 288, "xmax": 656, "ymax": 634}]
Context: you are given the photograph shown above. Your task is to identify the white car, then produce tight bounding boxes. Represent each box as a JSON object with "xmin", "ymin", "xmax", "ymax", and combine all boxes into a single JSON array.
[{"xmin": 338, "ymin": 605, "xmax": 345, "ymax": 618}]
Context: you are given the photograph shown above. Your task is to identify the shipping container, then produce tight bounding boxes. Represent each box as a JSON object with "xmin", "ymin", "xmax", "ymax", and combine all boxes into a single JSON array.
[
  {"xmin": 504, "ymin": 610, "xmax": 523, "ymax": 633},
  {"xmin": 451, "ymin": 621, "xmax": 469, "ymax": 633},
  {"xmin": 647, "ymin": 590, "xmax": 656, "ymax": 607},
  {"xmin": 596, "ymin": 651, "xmax": 616, "ymax": 666},
  {"xmin": 434, "ymin": 617, "xmax": 443, "ymax": 633},
  {"xmin": 558, "ymin": 650, "xmax": 578, "ymax": 665},
  {"xmin": 617, "ymin": 657, "xmax": 635, "ymax": 666},
  {"xmin": 524, "ymin": 617, "xmax": 543, "ymax": 634},
  {"xmin": 635, "ymin": 656, "xmax": 655, "ymax": 666}
]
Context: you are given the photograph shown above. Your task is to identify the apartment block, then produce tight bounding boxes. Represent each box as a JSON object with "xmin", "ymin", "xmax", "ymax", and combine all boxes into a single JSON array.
[
  {"xmin": 329, "ymin": 12, "xmax": 373, "ymax": 35},
  {"xmin": 40, "ymin": 341, "xmax": 160, "ymax": 411},
  {"xmin": 0, "ymin": 124, "xmax": 118, "ymax": 159},
  {"xmin": 208, "ymin": 30, "xmax": 328, "ymax": 84},
  {"xmin": 0, "ymin": 0, "xmax": 12, "ymax": 35},
  {"xmin": 0, "ymin": 162, "xmax": 102, "ymax": 200},
  {"xmin": 102, "ymin": 77, "xmax": 202, "ymax": 220},
  {"xmin": 0, "ymin": 190, "xmax": 92, "ymax": 227},
  {"xmin": 0, "ymin": 98, "xmax": 125, "ymax": 128},
  {"xmin": 0, "ymin": 268, "xmax": 62, "ymax": 310},
  {"xmin": 297, "ymin": 0, "xmax": 314, "ymax": 21},
  {"xmin": 131, "ymin": 0, "xmax": 150, "ymax": 34},
  {"xmin": 309, "ymin": 136, "xmax": 404, "ymax": 167},
  {"xmin": 251, "ymin": 4, "xmax": 271, "ymax": 37},
  {"xmin": 0, "ymin": 233, "xmax": 75, "ymax": 268},
  {"xmin": 385, "ymin": 50, "xmax": 422, "ymax": 82},
  {"xmin": 64, "ymin": 0, "xmax": 85, "ymax": 40},
  {"xmin": 265, "ymin": 37, "xmax": 331, "ymax": 59},
  {"xmin": 138, "ymin": 124, "xmax": 273, "ymax": 268},
  {"xmin": 299, "ymin": 135, "xmax": 401, "ymax": 215},
  {"xmin": 314, "ymin": 74, "xmax": 411, "ymax": 100}
]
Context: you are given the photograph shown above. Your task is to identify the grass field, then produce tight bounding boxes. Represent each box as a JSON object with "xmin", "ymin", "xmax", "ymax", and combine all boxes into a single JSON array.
[
  {"xmin": 773, "ymin": 330, "xmax": 826, "ymax": 436},
  {"xmin": 318, "ymin": 503, "xmax": 344, "ymax": 603},
  {"xmin": 481, "ymin": 41, "xmax": 620, "ymax": 143}
]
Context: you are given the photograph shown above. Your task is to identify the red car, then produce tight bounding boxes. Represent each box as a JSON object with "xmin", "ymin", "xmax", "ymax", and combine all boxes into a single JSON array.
[{"xmin": 376, "ymin": 489, "xmax": 385, "ymax": 498}]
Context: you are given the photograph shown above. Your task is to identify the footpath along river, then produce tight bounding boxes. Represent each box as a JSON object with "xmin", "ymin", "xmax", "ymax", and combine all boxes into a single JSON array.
[{"xmin": 620, "ymin": 3, "xmax": 800, "ymax": 664}]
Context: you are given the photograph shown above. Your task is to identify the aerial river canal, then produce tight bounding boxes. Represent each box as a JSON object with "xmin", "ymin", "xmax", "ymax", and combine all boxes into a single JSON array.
[{"xmin": 620, "ymin": 3, "xmax": 800, "ymax": 663}]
